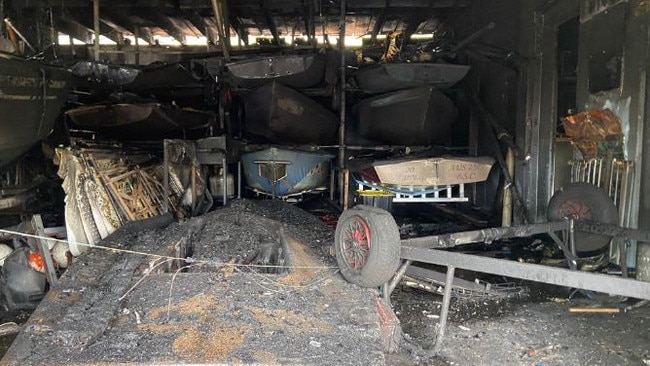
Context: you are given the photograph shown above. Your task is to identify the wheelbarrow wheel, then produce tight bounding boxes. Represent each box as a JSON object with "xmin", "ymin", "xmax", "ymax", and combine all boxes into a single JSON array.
[
  {"xmin": 334, "ymin": 205, "xmax": 401, "ymax": 288},
  {"xmin": 548, "ymin": 182, "xmax": 618, "ymax": 255}
]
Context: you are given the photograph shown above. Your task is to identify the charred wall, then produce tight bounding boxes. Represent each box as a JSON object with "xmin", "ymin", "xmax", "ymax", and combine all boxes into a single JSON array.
[
  {"xmin": 446, "ymin": 0, "xmax": 523, "ymax": 212},
  {"xmin": 517, "ymin": 0, "xmax": 650, "ymax": 272}
]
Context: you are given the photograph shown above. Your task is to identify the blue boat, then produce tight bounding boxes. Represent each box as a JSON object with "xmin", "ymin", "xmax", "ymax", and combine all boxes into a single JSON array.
[{"xmin": 241, "ymin": 148, "xmax": 332, "ymax": 198}]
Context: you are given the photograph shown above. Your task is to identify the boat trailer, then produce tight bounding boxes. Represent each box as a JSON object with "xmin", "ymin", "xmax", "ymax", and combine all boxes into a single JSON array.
[{"xmin": 333, "ymin": 205, "xmax": 650, "ymax": 355}]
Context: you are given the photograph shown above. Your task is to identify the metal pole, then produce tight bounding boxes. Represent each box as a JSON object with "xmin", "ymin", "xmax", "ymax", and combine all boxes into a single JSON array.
[
  {"xmin": 337, "ymin": 0, "xmax": 346, "ymax": 206},
  {"xmin": 387, "ymin": 260, "xmax": 412, "ymax": 295},
  {"xmin": 0, "ymin": 1, "xmax": 4, "ymax": 36},
  {"xmin": 222, "ymin": 156, "xmax": 227, "ymax": 206},
  {"xmin": 4, "ymin": 19, "xmax": 36, "ymax": 52},
  {"xmin": 210, "ymin": 0, "xmax": 231, "ymax": 62},
  {"xmin": 134, "ymin": 28, "xmax": 140, "ymax": 65},
  {"xmin": 237, "ymin": 161, "xmax": 242, "ymax": 199},
  {"xmin": 502, "ymin": 147, "xmax": 514, "ymax": 227},
  {"xmin": 48, "ymin": 6, "xmax": 57, "ymax": 59},
  {"xmin": 401, "ymin": 246, "xmax": 650, "ymax": 300},
  {"xmin": 93, "ymin": 0, "xmax": 100, "ymax": 61},
  {"xmin": 431, "ymin": 265, "xmax": 455, "ymax": 355},
  {"xmin": 568, "ymin": 218, "xmax": 576, "ymax": 258},
  {"xmin": 163, "ymin": 140, "xmax": 170, "ymax": 214}
]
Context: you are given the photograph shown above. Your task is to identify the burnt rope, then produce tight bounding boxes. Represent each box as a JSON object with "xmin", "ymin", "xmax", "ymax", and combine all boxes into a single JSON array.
[{"xmin": 0, "ymin": 228, "xmax": 338, "ymax": 270}]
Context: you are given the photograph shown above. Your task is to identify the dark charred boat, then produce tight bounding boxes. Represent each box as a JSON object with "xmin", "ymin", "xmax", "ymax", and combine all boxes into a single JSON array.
[
  {"xmin": 0, "ymin": 53, "xmax": 71, "ymax": 168},
  {"xmin": 223, "ymin": 53, "xmax": 326, "ymax": 89},
  {"xmin": 243, "ymin": 82, "xmax": 338, "ymax": 145},
  {"xmin": 352, "ymin": 86, "xmax": 457, "ymax": 146},
  {"xmin": 65, "ymin": 103, "xmax": 213, "ymax": 140},
  {"xmin": 355, "ymin": 63, "xmax": 470, "ymax": 94}
]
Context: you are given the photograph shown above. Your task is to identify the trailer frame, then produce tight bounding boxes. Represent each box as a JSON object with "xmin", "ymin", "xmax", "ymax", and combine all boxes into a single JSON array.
[{"xmin": 333, "ymin": 205, "xmax": 650, "ymax": 355}]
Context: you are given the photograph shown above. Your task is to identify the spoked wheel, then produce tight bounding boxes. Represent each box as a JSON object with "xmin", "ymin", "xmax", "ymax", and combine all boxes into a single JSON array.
[
  {"xmin": 335, "ymin": 205, "xmax": 401, "ymax": 288},
  {"xmin": 340, "ymin": 215, "xmax": 372, "ymax": 270},
  {"xmin": 548, "ymin": 182, "xmax": 618, "ymax": 255}
]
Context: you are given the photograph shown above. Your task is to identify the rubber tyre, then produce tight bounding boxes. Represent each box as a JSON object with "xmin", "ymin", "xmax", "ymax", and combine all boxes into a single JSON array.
[
  {"xmin": 547, "ymin": 183, "xmax": 618, "ymax": 255},
  {"xmin": 335, "ymin": 205, "xmax": 401, "ymax": 288}
]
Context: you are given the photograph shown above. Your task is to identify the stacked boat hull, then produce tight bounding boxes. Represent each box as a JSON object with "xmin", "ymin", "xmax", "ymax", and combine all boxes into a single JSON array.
[
  {"xmin": 353, "ymin": 86, "xmax": 457, "ymax": 146},
  {"xmin": 0, "ymin": 53, "xmax": 70, "ymax": 167}
]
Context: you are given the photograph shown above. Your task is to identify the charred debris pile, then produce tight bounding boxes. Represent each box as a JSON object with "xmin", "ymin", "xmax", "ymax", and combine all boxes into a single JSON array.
[{"xmin": 2, "ymin": 199, "xmax": 389, "ymax": 365}]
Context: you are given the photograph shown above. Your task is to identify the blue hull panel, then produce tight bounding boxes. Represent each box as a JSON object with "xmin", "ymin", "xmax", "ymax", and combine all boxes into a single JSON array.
[{"xmin": 241, "ymin": 148, "xmax": 332, "ymax": 197}]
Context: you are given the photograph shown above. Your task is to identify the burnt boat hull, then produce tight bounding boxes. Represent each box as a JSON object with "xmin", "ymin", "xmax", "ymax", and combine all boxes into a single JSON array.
[
  {"xmin": 355, "ymin": 63, "xmax": 471, "ymax": 94},
  {"xmin": 241, "ymin": 148, "xmax": 332, "ymax": 197},
  {"xmin": 223, "ymin": 54, "xmax": 326, "ymax": 89},
  {"xmin": 244, "ymin": 82, "xmax": 338, "ymax": 145},
  {"xmin": 0, "ymin": 53, "xmax": 70, "ymax": 167},
  {"xmin": 65, "ymin": 103, "xmax": 212, "ymax": 140},
  {"xmin": 353, "ymin": 86, "xmax": 457, "ymax": 146}
]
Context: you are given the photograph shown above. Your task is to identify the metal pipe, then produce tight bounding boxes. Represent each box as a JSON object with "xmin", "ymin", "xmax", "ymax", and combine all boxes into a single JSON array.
[
  {"xmin": 237, "ymin": 161, "xmax": 242, "ymax": 199},
  {"xmin": 598, "ymin": 159, "xmax": 603, "ymax": 187},
  {"xmin": 48, "ymin": 7, "xmax": 57, "ymax": 59},
  {"xmin": 625, "ymin": 163, "xmax": 634, "ymax": 227},
  {"xmin": 591, "ymin": 159, "xmax": 597, "ymax": 184},
  {"xmin": 343, "ymin": 169, "xmax": 349, "ymax": 209},
  {"xmin": 431, "ymin": 265, "xmax": 455, "ymax": 355},
  {"xmin": 387, "ymin": 260, "xmax": 412, "ymax": 296},
  {"xmin": 163, "ymin": 140, "xmax": 170, "ymax": 213},
  {"xmin": 401, "ymin": 247, "xmax": 650, "ymax": 300},
  {"xmin": 614, "ymin": 166, "xmax": 621, "ymax": 206},
  {"xmin": 0, "ymin": 1, "xmax": 4, "ymax": 36},
  {"xmin": 569, "ymin": 218, "xmax": 576, "ymax": 258},
  {"xmin": 502, "ymin": 147, "xmax": 514, "ymax": 227},
  {"xmin": 329, "ymin": 164, "xmax": 335, "ymax": 202},
  {"xmin": 450, "ymin": 22, "xmax": 495, "ymax": 53},
  {"xmin": 93, "ymin": 0, "xmax": 100, "ymax": 61},
  {"xmin": 222, "ymin": 156, "xmax": 227, "ymax": 206},
  {"xmin": 619, "ymin": 162, "xmax": 629, "ymax": 224},
  {"xmin": 210, "ymin": 0, "xmax": 231, "ymax": 62},
  {"xmin": 134, "ymin": 28, "xmax": 140, "ymax": 65},
  {"xmin": 609, "ymin": 159, "xmax": 616, "ymax": 197},
  {"xmin": 4, "ymin": 18, "xmax": 35, "ymax": 52},
  {"xmin": 337, "ymin": 0, "xmax": 346, "ymax": 206},
  {"xmin": 402, "ymin": 221, "xmax": 569, "ymax": 249}
]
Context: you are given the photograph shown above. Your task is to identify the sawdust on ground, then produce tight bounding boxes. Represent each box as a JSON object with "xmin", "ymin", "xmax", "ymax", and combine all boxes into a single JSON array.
[
  {"xmin": 253, "ymin": 350, "xmax": 279, "ymax": 365},
  {"xmin": 247, "ymin": 306, "xmax": 334, "ymax": 332},
  {"xmin": 145, "ymin": 294, "xmax": 223, "ymax": 322},
  {"xmin": 277, "ymin": 237, "xmax": 325, "ymax": 287},
  {"xmin": 172, "ymin": 325, "xmax": 252, "ymax": 362}
]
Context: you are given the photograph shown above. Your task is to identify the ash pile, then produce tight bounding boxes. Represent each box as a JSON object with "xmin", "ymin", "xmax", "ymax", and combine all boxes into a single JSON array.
[{"xmin": 2, "ymin": 199, "xmax": 387, "ymax": 366}]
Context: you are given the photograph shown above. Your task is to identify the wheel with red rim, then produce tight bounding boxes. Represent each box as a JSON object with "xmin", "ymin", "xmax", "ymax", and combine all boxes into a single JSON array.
[
  {"xmin": 548, "ymin": 182, "xmax": 618, "ymax": 255},
  {"xmin": 335, "ymin": 205, "xmax": 401, "ymax": 288}
]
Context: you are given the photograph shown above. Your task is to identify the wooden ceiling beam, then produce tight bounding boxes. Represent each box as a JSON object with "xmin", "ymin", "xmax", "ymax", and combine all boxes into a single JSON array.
[{"xmin": 149, "ymin": 12, "xmax": 186, "ymax": 44}]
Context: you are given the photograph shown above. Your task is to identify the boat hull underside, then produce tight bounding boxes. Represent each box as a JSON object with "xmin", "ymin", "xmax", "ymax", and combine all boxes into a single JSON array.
[
  {"xmin": 241, "ymin": 148, "xmax": 332, "ymax": 197},
  {"xmin": 0, "ymin": 56, "xmax": 70, "ymax": 167},
  {"xmin": 244, "ymin": 82, "xmax": 338, "ymax": 145},
  {"xmin": 353, "ymin": 86, "xmax": 457, "ymax": 146},
  {"xmin": 355, "ymin": 63, "xmax": 471, "ymax": 94}
]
